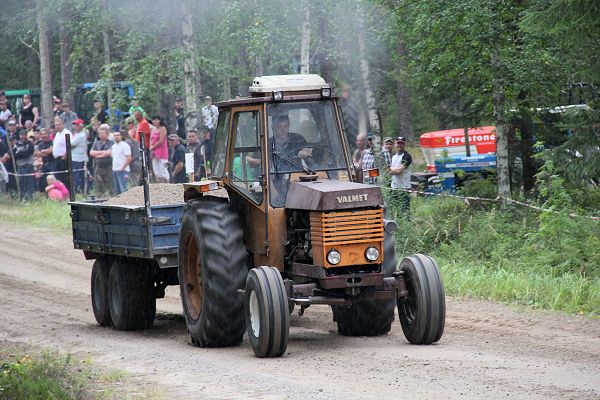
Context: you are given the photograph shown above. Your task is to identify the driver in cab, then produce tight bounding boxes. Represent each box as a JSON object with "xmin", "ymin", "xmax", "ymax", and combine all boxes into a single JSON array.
[{"xmin": 270, "ymin": 114, "xmax": 314, "ymax": 206}]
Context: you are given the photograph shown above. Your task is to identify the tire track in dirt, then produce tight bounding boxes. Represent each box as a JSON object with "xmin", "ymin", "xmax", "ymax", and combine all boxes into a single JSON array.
[{"xmin": 1, "ymin": 221, "xmax": 600, "ymax": 399}]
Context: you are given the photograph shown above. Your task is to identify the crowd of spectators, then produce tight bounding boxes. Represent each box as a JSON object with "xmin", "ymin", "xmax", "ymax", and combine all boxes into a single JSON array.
[{"xmin": 0, "ymin": 91, "xmax": 217, "ymax": 201}]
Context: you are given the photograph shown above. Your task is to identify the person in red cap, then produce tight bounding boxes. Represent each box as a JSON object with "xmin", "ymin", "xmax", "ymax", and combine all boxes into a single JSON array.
[{"xmin": 70, "ymin": 118, "xmax": 88, "ymax": 193}]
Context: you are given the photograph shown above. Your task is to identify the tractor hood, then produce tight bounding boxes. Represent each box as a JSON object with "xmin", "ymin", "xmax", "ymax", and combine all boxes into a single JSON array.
[{"xmin": 285, "ymin": 179, "xmax": 383, "ymax": 211}]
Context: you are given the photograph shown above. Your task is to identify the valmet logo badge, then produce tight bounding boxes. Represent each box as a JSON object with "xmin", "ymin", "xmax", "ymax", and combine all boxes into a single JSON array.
[{"xmin": 336, "ymin": 194, "xmax": 369, "ymax": 204}]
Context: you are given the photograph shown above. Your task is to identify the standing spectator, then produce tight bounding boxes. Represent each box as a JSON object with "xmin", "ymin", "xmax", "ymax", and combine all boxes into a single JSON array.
[
  {"xmin": 19, "ymin": 95, "xmax": 39, "ymax": 128},
  {"xmin": 0, "ymin": 92, "xmax": 10, "ymax": 111},
  {"xmin": 352, "ymin": 133, "xmax": 367, "ymax": 170},
  {"xmin": 122, "ymin": 129, "xmax": 141, "ymax": 187},
  {"xmin": 52, "ymin": 117, "xmax": 72, "ymax": 188},
  {"xmin": 389, "ymin": 136, "xmax": 413, "ymax": 216},
  {"xmin": 11, "ymin": 129, "xmax": 35, "ymax": 200},
  {"xmin": 168, "ymin": 134, "xmax": 187, "ymax": 183},
  {"xmin": 90, "ymin": 124, "xmax": 113, "ymax": 197},
  {"xmin": 126, "ymin": 118, "xmax": 136, "ymax": 142},
  {"xmin": 0, "ymin": 138, "xmax": 8, "ymax": 193},
  {"xmin": 35, "ymin": 128, "xmax": 54, "ymax": 192},
  {"xmin": 381, "ymin": 137, "xmax": 394, "ymax": 168},
  {"xmin": 92, "ymin": 99, "xmax": 108, "ymax": 125},
  {"xmin": 128, "ymin": 97, "xmax": 146, "ymax": 119},
  {"xmin": 24, "ymin": 120, "xmax": 34, "ymax": 138},
  {"xmin": 45, "ymin": 174, "xmax": 69, "ymax": 201},
  {"xmin": 149, "ymin": 115, "xmax": 169, "ymax": 183},
  {"xmin": 201, "ymin": 96, "xmax": 218, "ymax": 140},
  {"xmin": 0, "ymin": 100, "xmax": 12, "ymax": 129},
  {"xmin": 186, "ymin": 129, "xmax": 199, "ymax": 153},
  {"xmin": 52, "ymin": 97, "xmax": 62, "ymax": 117},
  {"xmin": 174, "ymin": 97, "xmax": 186, "ymax": 140},
  {"xmin": 194, "ymin": 126, "xmax": 213, "ymax": 180},
  {"xmin": 134, "ymin": 111, "xmax": 151, "ymax": 148},
  {"xmin": 70, "ymin": 119, "xmax": 88, "ymax": 194},
  {"xmin": 111, "ymin": 131, "xmax": 132, "ymax": 195},
  {"xmin": 59, "ymin": 101, "xmax": 78, "ymax": 131}
]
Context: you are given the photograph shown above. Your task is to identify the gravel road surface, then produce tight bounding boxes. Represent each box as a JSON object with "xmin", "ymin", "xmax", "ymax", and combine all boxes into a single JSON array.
[{"xmin": 0, "ymin": 222, "xmax": 599, "ymax": 399}]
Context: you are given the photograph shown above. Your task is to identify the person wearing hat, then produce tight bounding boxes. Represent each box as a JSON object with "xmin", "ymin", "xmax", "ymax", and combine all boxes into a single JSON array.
[
  {"xmin": 70, "ymin": 119, "xmax": 88, "ymax": 193},
  {"xmin": 389, "ymin": 136, "xmax": 413, "ymax": 216},
  {"xmin": 381, "ymin": 137, "xmax": 394, "ymax": 168},
  {"xmin": 167, "ymin": 133, "xmax": 187, "ymax": 183}
]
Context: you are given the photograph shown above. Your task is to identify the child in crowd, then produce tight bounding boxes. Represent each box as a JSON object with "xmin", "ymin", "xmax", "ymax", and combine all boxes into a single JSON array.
[{"xmin": 45, "ymin": 174, "xmax": 69, "ymax": 201}]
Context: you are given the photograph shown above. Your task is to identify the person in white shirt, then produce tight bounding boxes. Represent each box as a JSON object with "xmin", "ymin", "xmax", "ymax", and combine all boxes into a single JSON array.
[
  {"xmin": 111, "ymin": 131, "xmax": 132, "ymax": 195},
  {"xmin": 0, "ymin": 100, "xmax": 12, "ymax": 129},
  {"xmin": 388, "ymin": 136, "xmax": 413, "ymax": 216},
  {"xmin": 201, "ymin": 95, "xmax": 219, "ymax": 140},
  {"xmin": 52, "ymin": 117, "xmax": 72, "ymax": 188},
  {"xmin": 70, "ymin": 119, "xmax": 88, "ymax": 193}
]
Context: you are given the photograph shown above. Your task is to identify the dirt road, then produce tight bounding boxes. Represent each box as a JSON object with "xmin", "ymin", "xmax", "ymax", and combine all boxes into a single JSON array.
[{"xmin": 1, "ymin": 222, "xmax": 599, "ymax": 399}]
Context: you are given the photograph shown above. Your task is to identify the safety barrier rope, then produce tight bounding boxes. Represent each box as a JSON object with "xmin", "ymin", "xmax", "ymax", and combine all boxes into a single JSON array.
[
  {"xmin": 393, "ymin": 187, "xmax": 600, "ymax": 221},
  {"xmin": 6, "ymin": 168, "xmax": 87, "ymax": 177}
]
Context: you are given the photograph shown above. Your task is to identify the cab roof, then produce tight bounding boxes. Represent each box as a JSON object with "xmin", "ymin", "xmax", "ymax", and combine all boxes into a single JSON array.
[{"xmin": 249, "ymin": 74, "xmax": 329, "ymax": 94}]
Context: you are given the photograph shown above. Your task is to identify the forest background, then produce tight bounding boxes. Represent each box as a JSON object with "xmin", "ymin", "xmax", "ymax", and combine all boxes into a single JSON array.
[{"xmin": 1, "ymin": 0, "xmax": 599, "ymax": 314}]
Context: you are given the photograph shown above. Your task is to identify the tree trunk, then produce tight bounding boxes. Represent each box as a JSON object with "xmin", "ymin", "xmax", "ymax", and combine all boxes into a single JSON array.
[
  {"xmin": 491, "ymin": 56, "xmax": 510, "ymax": 200},
  {"xmin": 356, "ymin": 10, "xmax": 379, "ymax": 136},
  {"xmin": 36, "ymin": 0, "xmax": 53, "ymax": 128},
  {"xmin": 181, "ymin": 5, "xmax": 199, "ymax": 130},
  {"xmin": 396, "ymin": 36, "xmax": 413, "ymax": 140},
  {"xmin": 318, "ymin": 14, "xmax": 334, "ymax": 84},
  {"xmin": 59, "ymin": 21, "xmax": 73, "ymax": 106},
  {"xmin": 101, "ymin": 0, "xmax": 113, "ymax": 125},
  {"xmin": 519, "ymin": 110, "xmax": 536, "ymax": 194},
  {"xmin": 223, "ymin": 53, "xmax": 231, "ymax": 100},
  {"xmin": 300, "ymin": 7, "xmax": 310, "ymax": 74}
]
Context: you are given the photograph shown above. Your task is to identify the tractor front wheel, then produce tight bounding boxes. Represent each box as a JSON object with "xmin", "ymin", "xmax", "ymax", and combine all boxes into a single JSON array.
[
  {"xmin": 245, "ymin": 266, "xmax": 290, "ymax": 358},
  {"xmin": 397, "ymin": 254, "xmax": 445, "ymax": 344}
]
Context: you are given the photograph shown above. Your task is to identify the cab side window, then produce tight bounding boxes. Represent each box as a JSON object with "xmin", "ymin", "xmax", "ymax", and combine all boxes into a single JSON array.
[
  {"xmin": 212, "ymin": 110, "xmax": 230, "ymax": 178},
  {"xmin": 231, "ymin": 110, "xmax": 263, "ymax": 204}
]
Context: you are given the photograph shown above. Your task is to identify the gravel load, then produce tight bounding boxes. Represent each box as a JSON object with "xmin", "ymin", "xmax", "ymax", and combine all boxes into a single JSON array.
[
  {"xmin": 102, "ymin": 183, "xmax": 229, "ymax": 206},
  {"xmin": 103, "ymin": 184, "xmax": 185, "ymax": 206}
]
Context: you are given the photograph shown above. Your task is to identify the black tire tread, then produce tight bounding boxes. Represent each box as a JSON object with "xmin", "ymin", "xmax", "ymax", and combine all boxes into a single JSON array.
[
  {"xmin": 91, "ymin": 256, "xmax": 112, "ymax": 326},
  {"xmin": 179, "ymin": 198, "xmax": 247, "ymax": 348}
]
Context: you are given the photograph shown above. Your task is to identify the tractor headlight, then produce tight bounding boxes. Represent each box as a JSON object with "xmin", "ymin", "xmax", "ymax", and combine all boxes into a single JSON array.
[
  {"xmin": 365, "ymin": 246, "xmax": 380, "ymax": 261},
  {"xmin": 327, "ymin": 249, "xmax": 341, "ymax": 265}
]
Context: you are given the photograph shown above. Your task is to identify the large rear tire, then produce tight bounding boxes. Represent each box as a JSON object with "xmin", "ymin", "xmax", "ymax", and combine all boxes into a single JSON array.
[
  {"xmin": 397, "ymin": 254, "xmax": 445, "ymax": 344},
  {"xmin": 245, "ymin": 266, "xmax": 290, "ymax": 358},
  {"xmin": 178, "ymin": 199, "xmax": 246, "ymax": 347},
  {"xmin": 108, "ymin": 258, "xmax": 156, "ymax": 331},
  {"xmin": 91, "ymin": 255, "xmax": 112, "ymax": 326},
  {"xmin": 332, "ymin": 230, "xmax": 397, "ymax": 336}
]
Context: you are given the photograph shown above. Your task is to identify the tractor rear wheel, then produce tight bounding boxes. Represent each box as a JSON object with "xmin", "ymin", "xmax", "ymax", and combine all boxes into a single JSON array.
[
  {"xmin": 108, "ymin": 258, "xmax": 156, "ymax": 331},
  {"xmin": 397, "ymin": 254, "xmax": 445, "ymax": 344},
  {"xmin": 91, "ymin": 255, "xmax": 112, "ymax": 326},
  {"xmin": 245, "ymin": 266, "xmax": 290, "ymax": 358},
  {"xmin": 332, "ymin": 230, "xmax": 396, "ymax": 336},
  {"xmin": 178, "ymin": 199, "xmax": 246, "ymax": 347}
]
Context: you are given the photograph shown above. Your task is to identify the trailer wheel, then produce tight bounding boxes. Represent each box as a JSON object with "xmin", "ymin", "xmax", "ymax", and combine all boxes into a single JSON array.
[
  {"xmin": 245, "ymin": 266, "xmax": 290, "ymax": 358},
  {"xmin": 178, "ymin": 199, "xmax": 246, "ymax": 347},
  {"xmin": 332, "ymin": 230, "xmax": 396, "ymax": 336},
  {"xmin": 108, "ymin": 258, "xmax": 156, "ymax": 331},
  {"xmin": 91, "ymin": 256, "xmax": 112, "ymax": 326},
  {"xmin": 397, "ymin": 254, "xmax": 445, "ymax": 344}
]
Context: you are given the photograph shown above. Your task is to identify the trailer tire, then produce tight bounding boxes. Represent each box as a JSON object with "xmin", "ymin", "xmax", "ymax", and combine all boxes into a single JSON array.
[
  {"xmin": 178, "ymin": 199, "xmax": 246, "ymax": 347},
  {"xmin": 397, "ymin": 254, "xmax": 445, "ymax": 344},
  {"xmin": 91, "ymin": 255, "xmax": 112, "ymax": 326},
  {"xmin": 245, "ymin": 266, "xmax": 290, "ymax": 358},
  {"xmin": 332, "ymin": 230, "xmax": 396, "ymax": 336},
  {"xmin": 108, "ymin": 258, "xmax": 156, "ymax": 331}
]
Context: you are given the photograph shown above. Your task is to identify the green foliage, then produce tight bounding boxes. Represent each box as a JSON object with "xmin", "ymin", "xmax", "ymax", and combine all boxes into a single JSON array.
[
  {"xmin": 0, "ymin": 352, "xmax": 90, "ymax": 400},
  {"xmin": 387, "ymin": 193, "xmax": 600, "ymax": 315},
  {"xmin": 0, "ymin": 195, "xmax": 71, "ymax": 233}
]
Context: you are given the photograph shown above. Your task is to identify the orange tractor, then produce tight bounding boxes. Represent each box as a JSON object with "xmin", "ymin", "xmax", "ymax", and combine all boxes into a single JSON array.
[{"xmin": 179, "ymin": 75, "xmax": 445, "ymax": 357}]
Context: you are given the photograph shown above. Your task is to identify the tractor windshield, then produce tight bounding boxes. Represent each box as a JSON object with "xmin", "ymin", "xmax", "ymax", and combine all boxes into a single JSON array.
[{"xmin": 267, "ymin": 100, "xmax": 348, "ymax": 207}]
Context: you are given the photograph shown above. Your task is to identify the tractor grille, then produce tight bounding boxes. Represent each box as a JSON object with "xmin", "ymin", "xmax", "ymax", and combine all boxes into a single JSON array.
[{"xmin": 310, "ymin": 208, "xmax": 384, "ymax": 246}]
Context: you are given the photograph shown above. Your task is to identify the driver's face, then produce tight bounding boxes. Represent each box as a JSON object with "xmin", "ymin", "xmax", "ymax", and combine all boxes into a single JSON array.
[{"xmin": 274, "ymin": 120, "xmax": 290, "ymax": 143}]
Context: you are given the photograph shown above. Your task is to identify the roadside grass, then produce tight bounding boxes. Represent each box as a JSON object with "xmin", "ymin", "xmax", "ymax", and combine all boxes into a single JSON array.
[
  {"xmin": 0, "ymin": 345, "xmax": 162, "ymax": 400},
  {"xmin": 0, "ymin": 194, "xmax": 71, "ymax": 233},
  {"xmin": 388, "ymin": 194, "xmax": 600, "ymax": 316}
]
